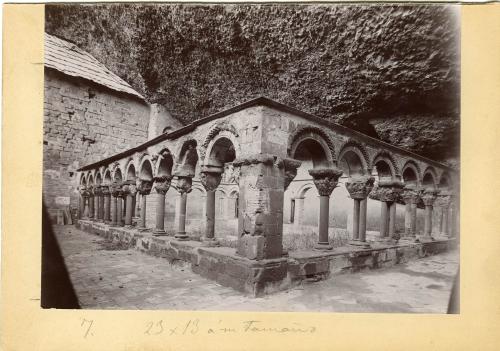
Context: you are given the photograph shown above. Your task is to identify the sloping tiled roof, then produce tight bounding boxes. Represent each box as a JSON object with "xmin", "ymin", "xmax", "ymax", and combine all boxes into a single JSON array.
[{"xmin": 44, "ymin": 33, "xmax": 144, "ymax": 99}]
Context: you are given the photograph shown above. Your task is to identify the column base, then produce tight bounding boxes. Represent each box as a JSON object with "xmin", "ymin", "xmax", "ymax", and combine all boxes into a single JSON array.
[
  {"xmin": 347, "ymin": 240, "xmax": 371, "ymax": 249},
  {"xmin": 314, "ymin": 242, "xmax": 333, "ymax": 251},
  {"xmin": 418, "ymin": 235, "xmax": 435, "ymax": 242},
  {"xmin": 201, "ymin": 237, "xmax": 220, "ymax": 247},
  {"xmin": 175, "ymin": 232, "xmax": 189, "ymax": 240},
  {"xmin": 373, "ymin": 237, "xmax": 398, "ymax": 245},
  {"xmin": 152, "ymin": 229, "xmax": 167, "ymax": 236},
  {"xmin": 399, "ymin": 235, "xmax": 420, "ymax": 243}
]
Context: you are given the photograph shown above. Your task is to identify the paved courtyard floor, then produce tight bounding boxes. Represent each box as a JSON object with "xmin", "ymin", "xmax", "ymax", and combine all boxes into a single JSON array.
[{"xmin": 53, "ymin": 225, "xmax": 459, "ymax": 313}]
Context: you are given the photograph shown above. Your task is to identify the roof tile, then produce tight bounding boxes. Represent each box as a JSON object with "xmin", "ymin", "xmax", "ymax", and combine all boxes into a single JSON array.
[{"xmin": 45, "ymin": 33, "xmax": 144, "ymax": 99}]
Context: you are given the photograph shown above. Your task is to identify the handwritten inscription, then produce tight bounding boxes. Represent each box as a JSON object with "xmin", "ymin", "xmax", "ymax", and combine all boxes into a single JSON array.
[
  {"xmin": 80, "ymin": 318, "xmax": 94, "ymax": 338},
  {"xmin": 144, "ymin": 319, "xmax": 316, "ymax": 336}
]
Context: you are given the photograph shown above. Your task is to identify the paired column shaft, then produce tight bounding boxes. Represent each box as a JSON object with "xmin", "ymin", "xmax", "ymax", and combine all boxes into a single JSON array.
[
  {"xmin": 359, "ymin": 198, "xmax": 368, "ymax": 241},
  {"xmin": 388, "ymin": 201, "xmax": 396, "ymax": 238},
  {"xmin": 424, "ymin": 205, "xmax": 433, "ymax": 236},
  {"xmin": 205, "ymin": 190, "xmax": 216, "ymax": 240},
  {"xmin": 318, "ymin": 195, "xmax": 330, "ymax": 246},
  {"xmin": 177, "ymin": 192, "xmax": 187, "ymax": 236},
  {"xmin": 352, "ymin": 199, "xmax": 360, "ymax": 240},
  {"xmin": 110, "ymin": 196, "xmax": 118, "ymax": 226},
  {"xmin": 139, "ymin": 194, "xmax": 147, "ymax": 229},
  {"xmin": 154, "ymin": 192, "xmax": 166, "ymax": 234},
  {"xmin": 380, "ymin": 201, "xmax": 389, "ymax": 237},
  {"xmin": 89, "ymin": 194, "xmax": 95, "ymax": 219},
  {"xmin": 125, "ymin": 194, "xmax": 134, "ymax": 226},
  {"xmin": 117, "ymin": 197, "xmax": 124, "ymax": 226}
]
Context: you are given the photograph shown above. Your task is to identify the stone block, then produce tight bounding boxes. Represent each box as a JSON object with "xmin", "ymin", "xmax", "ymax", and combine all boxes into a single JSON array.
[{"xmin": 237, "ymin": 235, "xmax": 265, "ymax": 260}]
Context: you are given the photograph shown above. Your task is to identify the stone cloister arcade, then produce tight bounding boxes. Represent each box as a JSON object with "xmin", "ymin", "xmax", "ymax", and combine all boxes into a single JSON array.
[{"xmin": 76, "ymin": 97, "xmax": 458, "ymax": 296}]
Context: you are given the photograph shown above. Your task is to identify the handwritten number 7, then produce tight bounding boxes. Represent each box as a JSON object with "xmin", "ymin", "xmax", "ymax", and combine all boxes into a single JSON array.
[{"xmin": 81, "ymin": 319, "xmax": 94, "ymax": 338}]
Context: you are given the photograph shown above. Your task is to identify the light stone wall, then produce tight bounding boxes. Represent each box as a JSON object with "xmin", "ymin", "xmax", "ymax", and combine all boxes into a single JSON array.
[{"xmin": 44, "ymin": 69, "xmax": 150, "ymax": 211}]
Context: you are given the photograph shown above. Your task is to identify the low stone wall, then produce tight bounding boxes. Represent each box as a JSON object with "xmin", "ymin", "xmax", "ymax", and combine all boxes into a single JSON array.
[{"xmin": 75, "ymin": 220, "xmax": 455, "ymax": 297}]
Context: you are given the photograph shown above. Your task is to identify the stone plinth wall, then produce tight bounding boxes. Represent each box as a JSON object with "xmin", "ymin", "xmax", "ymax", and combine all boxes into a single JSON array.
[
  {"xmin": 43, "ymin": 69, "xmax": 150, "ymax": 211},
  {"xmin": 77, "ymin": 220, "xmax": 454, "ymax": 297}
]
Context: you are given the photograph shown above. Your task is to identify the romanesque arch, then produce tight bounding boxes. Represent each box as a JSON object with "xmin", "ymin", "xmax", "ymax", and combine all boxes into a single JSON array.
[
  {"xmin": 80, "ymin": 173, "xmax": 87, "ymax": 186},
  {"xmin": 175, "ymin": 139, "xmax": 199, "ymax": 176},
  {"xmin": 422, "ymin": 166, "xmax": 438, "ymax": 190},
  {"xmin": 200, "ymin": 121, "xmax": 239, "ymax": 161},
  {"xmin": 372, "ymin": 151, "xmax": 400, "ymax": 181},
  {"xmin": 125, "ymin": 159, "xmax": 137, "ymax": 181},
  {"xmin": 95, "ymin": 171, "xmax": 103, "ymax": 185},
  {"xmin": 438, "ymin": 171, "xmax": 452, "ymax": 190},
  {"xmin": 103, "ymin": 169, "xmax": 112, "ymax": 185},
  {"xmin": 338, "ymin": 140, "xmax": 370, "ymax": 177},
  {"xmin": 139, "ymin": 158, "xmax": 154, "ymax": 181},
  {"xmin": 205, "ymin": 135, "xmax": 238, "ymax": 168},
  {"xmin": 155, "ymin": 148, "xmax": 174, "ymax": 178},
  {"xmin": 113, "ymin": 168, "xmax": 123, "ymax": 182},
  {"xmin": 288, "ymin": 125, "xmax": 336, "ymax": 166},
  {"xmin": 402, "ymin": 160, "xmax": 421, "ymax": 187}
]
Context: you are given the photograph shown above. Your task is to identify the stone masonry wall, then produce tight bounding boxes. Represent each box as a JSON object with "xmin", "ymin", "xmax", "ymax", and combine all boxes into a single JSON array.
[{"xmin": 43, "ymin": 68, "xmax": 150, "ymax": 211}]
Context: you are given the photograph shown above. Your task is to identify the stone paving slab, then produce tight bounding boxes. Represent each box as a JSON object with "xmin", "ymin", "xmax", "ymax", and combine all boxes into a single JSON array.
[{"xmin": 52, "ymin": 225, "xmax": 459, "ymax": 313}]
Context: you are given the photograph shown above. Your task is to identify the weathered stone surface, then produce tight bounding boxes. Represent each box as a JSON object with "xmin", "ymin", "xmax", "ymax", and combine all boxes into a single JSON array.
[
  {"xmin": 77, "ymin": 219, "xmax": 456, "ymax": 297},
  {"xmin": 46, "ymin": 4, "xmax": 459, "ymax": 165}
]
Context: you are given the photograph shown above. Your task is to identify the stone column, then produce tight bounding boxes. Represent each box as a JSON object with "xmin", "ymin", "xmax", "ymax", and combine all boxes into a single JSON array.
[
  {"xmin": 79, "ymin": 186, "xmax": 88, "ymax": 219},
  {"xmin": 388, "ymin": 201, "xmax": 397, "ymax": 238},
  {"xmin": 110, "ymin": 183, "xmax": 120, "ymax": 226},
  {"xmin": 437, "ymin": 191, "xmax": 452, "ymax": 237},
  {"xmin": 200, "ymin": 165, "xmax": 223, "ymax": 245},
  {"xmin": 136, "ymin": 179, "xmax": 153, "ymax": 231},
  {"xmin": 370, "ymin": 181, "xmax": 403, "ymax": 242},
  {"xmin": 100, "ymin": 187, "xmax": 106, "ymax": 222},
  {"xmin": 450, "ymin": 194, "xmax": 459, "ymax": 238},
  {"xmin": 88, "ymin": 186, "xmax": 95, "ymax": 220},
  {"xmin": 401, "ymin": 187, "xmax": 421, "ymax": 240},
  {"xmin": 152, "ymin": 176, "xmax": 172, "ymax": 235},
  {"xmin": 346, "ymin": 176, "xmax": 375, "ymax": 246},
  {"xmin": 78, "ymin": 187, "xmax": 85, "ymax": 219},
  {"xmin": 117, "ymin": 191, "xmax": 124, "ymax": 227},
  {"xmin": 421, "ymin": 189, "xmax": 438, "ymax": 240},
  {"xmin": 122, "ymin": 182, "xmax": 137, "ymax": 227},
  {"xmin": 309, "ymin": 167, "xmax": 343, "ymax": 250},
  {"xmin": 284, "ymin": 158, "xmax": 302, "ymax": 232},
  {"xmin": 174, "ymin": 175, "xmax": 193, "ymax": 240},
  {"xmin": 94, "ymin": 186, "xmax": 101, "ymax": 221},
  {"xmin": 102, "ymin": 186, "xmax": 111, "ymax": 223}
]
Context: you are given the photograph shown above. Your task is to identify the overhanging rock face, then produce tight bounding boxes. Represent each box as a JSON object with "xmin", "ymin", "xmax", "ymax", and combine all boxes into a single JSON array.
[{"xmin": 75, "ymin": 97, "xmax": 459, "ymax": 296}]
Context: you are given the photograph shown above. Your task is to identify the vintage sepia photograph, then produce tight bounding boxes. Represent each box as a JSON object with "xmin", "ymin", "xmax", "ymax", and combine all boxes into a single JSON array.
[{"xmin": 41, "ymin": 3, "xmax": 460, "ymax": 312}]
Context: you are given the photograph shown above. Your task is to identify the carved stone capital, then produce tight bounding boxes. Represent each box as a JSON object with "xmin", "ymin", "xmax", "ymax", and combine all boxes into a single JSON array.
[
  {"xmin": 93, "ymin": 186, "xmax": 102, "ymax": 196},
  {"xmin": 308, "ymin": 167, "xmax": 343, "ymax": 196},
  {"xmin": 121, "ymin": 181, "xmax": 137, "ymax": 196},
  {"xmin": 401, "ymin": 187, "xmax": 422, "ymax": 205},
  {"xmin": 345, "ymin": 176, "xmax": 375, "ymax": 200},
  {"xmin": 421, "ymin": 189, "xmax": 438, "ymax": 206},
  {"xmin": 175, "ymin": 176, "xmax": 193, "ymax": 194},
  {"xmin": 153, "ymin": 175, "xmax": 173, "ymax": 195},
  {"xmin": 110, "ymin": 182, "xmax": 123, "ymax": 198},
  {"xmin": 79, "ymin": 186, "xmax": 88, "ymax": 197},
  {"xmin": 101, "ymin": 186, "xmax": 110, "ymax": 196},
  {"xmin": 200, "ymin": 165, "xmax": 223, "ymax": 192},
  {"xmin": 283, "ymin": 158, "xmax": 302, "ymax": 190},
  {"xmin": 436, "ymin": 190, "xmax": 452, "ymax": 208},
  {"xmin": 370, "ymin": 181, "xmax": 404, "ymax": 202},
  {"xmin": 136, "ymin": 179, "xmax": 153, "ymax": 195}
]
